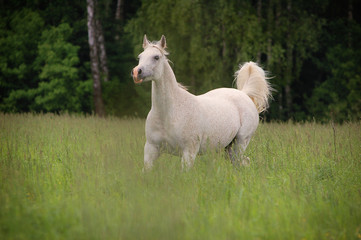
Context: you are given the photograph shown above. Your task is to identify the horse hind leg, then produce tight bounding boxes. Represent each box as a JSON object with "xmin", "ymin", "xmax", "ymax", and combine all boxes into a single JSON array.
[
  {"xmin": 226, "ymin": 136, "xmax": 251, "ymax": 166},
  {"xmin": 226, "ymin": 138, "xmax": 237, "ymax": 164}
]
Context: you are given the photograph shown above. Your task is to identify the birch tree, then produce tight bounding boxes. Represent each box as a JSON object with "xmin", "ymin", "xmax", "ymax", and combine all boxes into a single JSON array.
[{"xmin": 87, "ymin": 0, "xmax": 105, "ymax": 116}]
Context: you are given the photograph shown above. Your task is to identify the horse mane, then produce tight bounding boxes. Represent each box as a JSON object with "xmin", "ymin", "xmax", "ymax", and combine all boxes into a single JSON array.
[
  {"xmin": 178, "ymin": 83, "xmax": 188, "ymax": 91},
  {"xmin": 147, "ymin": 43, "xmax": 169, "ymax": 56}
]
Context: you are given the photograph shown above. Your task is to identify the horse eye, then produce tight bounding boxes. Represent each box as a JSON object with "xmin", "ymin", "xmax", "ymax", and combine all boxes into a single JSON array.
[{"xmin": 154, "ymin": 56, "xmax": 160, "ymax": 60}]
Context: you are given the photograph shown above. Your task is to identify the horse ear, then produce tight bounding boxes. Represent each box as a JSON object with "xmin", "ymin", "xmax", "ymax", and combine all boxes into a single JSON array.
[
  {"xmin": 143, "ymin": 34, "xmax": 149, "ymax": 49},
  {"xmin": 159, "ymin": 35, "xmax": 167, "ymax": 49}
]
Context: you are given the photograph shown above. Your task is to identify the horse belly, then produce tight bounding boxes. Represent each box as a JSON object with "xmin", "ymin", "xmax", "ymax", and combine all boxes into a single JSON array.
[{"xmin": 198, "ymin": 102, "xmax": 240, "ymax": 151}]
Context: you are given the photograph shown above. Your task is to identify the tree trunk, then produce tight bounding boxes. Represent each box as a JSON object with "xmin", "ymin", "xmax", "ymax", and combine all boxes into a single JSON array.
[
  {"xmin": 221, "ymin": 24, "xmax": 226, "ymax": 58},
  {"xmin": 87, "ymin": 0, "xmax": 105, "ymax": 117},
  {"xmin": 266, "ymin": 0, "xmax": 273, "ymax": 69},
  {"xmin": 285, "ymin": 39, "xmax": 293, "ymax": 117},
  {"xmin": 275, "ymin": 0, "xmax": 282, "ymax": 117},
  {"xmin": 348, "ymin": 0, "xmax": 353, "ymax": 48},
  {"xmin": 95, "ymin": 18, "xmax": 109, "ymax": 82},
  {"xmin": 115, "ymin": 0, "xmax": 123, "ymax": 21},
  {"xmin": 256, "ymin": 0, "xmax": 262, "ymax": 62},
  {"xmin": 285, "ymin": 0, "xmax": 293, "ymax": 118},
  {"xmin": 114, "ymin": 0, "xmax": 123, "ymax": 40}
]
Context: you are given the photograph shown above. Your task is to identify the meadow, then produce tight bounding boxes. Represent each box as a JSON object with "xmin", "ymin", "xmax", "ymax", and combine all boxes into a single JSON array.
[{"xmin": 0, "ymin": 113, "xmax": 360, "ymax": 240}]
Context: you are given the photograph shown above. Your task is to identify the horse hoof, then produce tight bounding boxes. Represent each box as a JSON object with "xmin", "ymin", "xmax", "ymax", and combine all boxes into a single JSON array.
[{"xmin": 241, "ymin": 157, "xmax": 250, "ymax": 166}]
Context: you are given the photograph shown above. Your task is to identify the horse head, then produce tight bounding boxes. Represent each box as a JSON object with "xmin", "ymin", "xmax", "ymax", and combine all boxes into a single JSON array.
[{"xmin": 131, "ymin": 35, "xmax": 168, "ymax": 84}]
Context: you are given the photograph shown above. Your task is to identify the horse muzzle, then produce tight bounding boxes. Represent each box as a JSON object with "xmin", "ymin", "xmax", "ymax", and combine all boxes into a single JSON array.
[{"xmin": 131, "ymin": 66, "xmax": 143, "ymax": 84}]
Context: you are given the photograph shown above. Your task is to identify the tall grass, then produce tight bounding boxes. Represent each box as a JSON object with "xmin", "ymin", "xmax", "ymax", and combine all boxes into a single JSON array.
[{"xmin": 0, "ymin": 113, "xmax": 360, "ymax": 239}]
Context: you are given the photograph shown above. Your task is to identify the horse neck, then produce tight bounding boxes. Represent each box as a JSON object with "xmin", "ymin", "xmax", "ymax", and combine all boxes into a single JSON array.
[{"xmin": 151, "ymin": 60, "xmax": 180, "ymax": 116}]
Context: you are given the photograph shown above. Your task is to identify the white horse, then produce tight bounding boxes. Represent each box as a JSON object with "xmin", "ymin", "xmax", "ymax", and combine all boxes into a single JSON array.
[{"xmin": 132, "ymin": 35, "xmax": 272, "ymax": 170}]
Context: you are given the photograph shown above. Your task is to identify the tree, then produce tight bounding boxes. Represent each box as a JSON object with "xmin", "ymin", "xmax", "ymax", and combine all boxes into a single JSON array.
[
  {"xmin": 125, "ymin": 0, "xmax": 324, "ymax": 120},
  {"xmin": 307, "ymin": 20, "xmax": 361, "ymax": 122},
  {"xmin": 0, "ymin": 9, "xmax": 44, "ymax": 111},
  {"xmin": 262, "ymin": 0, "xmax": 324, "ymax": 120},
  {"xmin": 87, "ymin": 0, "xmax": 106, "ymax": 117},
  {"xmin": 32, "ymin": 23, "xmax": 92, "ymax": 113},
  {"xmin": 0, "ymin": 0, "xmax": 359, "ymax": 121},
  {"xmin": 1, "ymin": 23, "xmax": 92, "ymax": 113}
]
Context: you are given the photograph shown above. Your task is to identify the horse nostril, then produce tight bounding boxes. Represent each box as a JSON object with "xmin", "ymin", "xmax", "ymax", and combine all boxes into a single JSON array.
[{"xmin": 138, "ymin": 68, "xmax": 142, "ymax": 75}]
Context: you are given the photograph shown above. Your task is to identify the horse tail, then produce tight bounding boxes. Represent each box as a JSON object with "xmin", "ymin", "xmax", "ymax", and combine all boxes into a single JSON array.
[{"xmin": 235, "ymin": 62, "xmax": 272, "ymax": 113}]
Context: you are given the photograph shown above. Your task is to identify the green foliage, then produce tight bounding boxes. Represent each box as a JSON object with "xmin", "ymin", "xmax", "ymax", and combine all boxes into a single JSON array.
[
  {"xmin": 102, "ymin": 78, "xmax": 150, "ymax": 117},
  {"xmin": 125, "ymin": 0, "xmax": 327, "ymax": 120},
  {"xmin": 0, "ymin": 9, "xmax": 44, "ymax": 98},
  {"xmin": 125, "ymin": 0, "xmax": 263, "ymax": 93},
  {"xmin": 1, "ymin": 114, "xmax": 360, "ymax": 239},
  {"xmin": 0, "ymin": 0, "xmax": 360, "ymax": 121},
  {"xmin": 1, "ymin": 23, "xmax": 92, "ymax": 113},
  {"xmin": 33, "ymin": 23, "xmax": 91, "ymax": 113},
  {"xmin": 307, "ymin": 20, "xmax": 361, "ymax": 122}
]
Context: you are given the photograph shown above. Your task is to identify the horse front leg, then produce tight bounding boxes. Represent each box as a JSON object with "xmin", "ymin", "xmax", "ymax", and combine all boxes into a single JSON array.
[
  {"xmin": 181, "ymin": 142, "xmax": 200, "ymax": 170},
  {"xmin": 144, "ymin": 142, "xmax": 160, "ymax": 171},
  {"xmin": 181, "ymin": 151, "xmax": 197, "ymax": 170}
]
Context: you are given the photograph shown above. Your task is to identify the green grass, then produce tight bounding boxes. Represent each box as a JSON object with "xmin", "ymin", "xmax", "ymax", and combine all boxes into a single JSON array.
[{"xmin": 0, "ymin": 113, "xmax": 360, "ymax": 240}]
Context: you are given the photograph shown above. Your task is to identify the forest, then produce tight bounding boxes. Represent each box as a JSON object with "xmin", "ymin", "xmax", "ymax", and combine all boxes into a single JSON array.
[{"xmin": 1, "ymin": 0, "xmax": 360, "ymax": 122}]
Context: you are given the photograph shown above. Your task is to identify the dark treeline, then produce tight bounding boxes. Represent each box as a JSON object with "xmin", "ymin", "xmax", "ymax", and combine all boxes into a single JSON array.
[{"xmin": 0, "ymin": 0, "xmax": 360, "ymax": 122}]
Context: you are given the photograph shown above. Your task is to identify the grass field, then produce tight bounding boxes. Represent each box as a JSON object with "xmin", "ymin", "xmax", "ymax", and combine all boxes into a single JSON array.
[{"xmin": 0, "ymin": 113, "xmax": 360, "ymax": 240}]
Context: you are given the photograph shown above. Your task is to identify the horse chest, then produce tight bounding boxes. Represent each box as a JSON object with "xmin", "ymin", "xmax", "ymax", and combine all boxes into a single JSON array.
[{"xmin": 146, "ymin": 114, "xmax": 191, "ymax": 152}]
